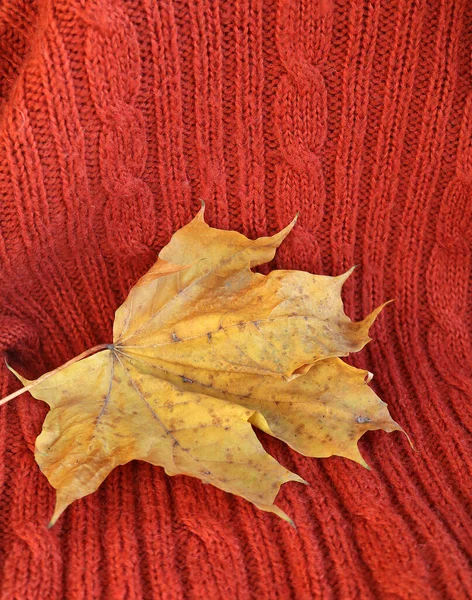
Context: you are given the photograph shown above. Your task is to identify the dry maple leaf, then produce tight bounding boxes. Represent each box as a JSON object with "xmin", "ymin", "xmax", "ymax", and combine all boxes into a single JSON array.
[{"xmin": 3, "ymin": 207, "xmax": 403, "ymax": 527}]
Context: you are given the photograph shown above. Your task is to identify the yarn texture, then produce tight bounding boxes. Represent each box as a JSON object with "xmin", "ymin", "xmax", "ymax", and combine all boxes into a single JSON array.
[{"xmin": 0, "ymin": 0, "xmax": 471, "ymax": 598}]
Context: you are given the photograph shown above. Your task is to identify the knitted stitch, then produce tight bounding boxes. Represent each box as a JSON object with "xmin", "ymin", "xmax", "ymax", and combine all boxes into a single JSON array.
[{"xmin": 0, "ymin": 0, "xmax": 471, "ymax": 598}]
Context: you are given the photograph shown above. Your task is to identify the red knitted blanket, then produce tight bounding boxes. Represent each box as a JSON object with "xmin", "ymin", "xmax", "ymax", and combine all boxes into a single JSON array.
[{"xmin": 1, "ymin": 1, "xmax": 471, "ymax": 598}]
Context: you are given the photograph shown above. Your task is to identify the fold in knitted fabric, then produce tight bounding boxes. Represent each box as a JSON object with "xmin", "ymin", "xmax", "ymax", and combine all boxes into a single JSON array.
[{"xmin": 0, "ymin": 1, "xmax": 471, "ymax": 599}]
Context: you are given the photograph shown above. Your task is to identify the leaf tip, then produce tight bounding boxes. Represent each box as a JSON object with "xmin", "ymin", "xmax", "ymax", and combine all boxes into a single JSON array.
[
  {"xmin": 394, "ymin": 422, "xmax": 415, "ymax": 451},
  {"xmin": 337, "ymin": 266, "xmax": 357, "ymax": 285},
  {"xmin": 47, "ymin": 494, "xmax": 69, "ymax": 528},
  {"xmin": 345, "ymin": 445, "xmax": 371, "ymax": 470},
  {"xmin": 271, "ymin": 505, "xmax": 296, "ymax": 527},
  {"xmin": 47, "ymin": 512, "xmax": 61, "ymax": 528},
  {"xmin": 359, "ymin": 299, "xmax": 394, "ymax": 339},
  {"xmin": 272, "ymin": 216, "xmax": 298, "ymax": 246},
  {"xmin": 361, "ymin": 301, "xmax": 391, "ymax": 332},
  {"xmin": 195, "ymin": 200, "xmax": 206, "ymax": 222},
  {"xmin": 291, "ymin": 473, "xmax": 309, "ymax": 486}
]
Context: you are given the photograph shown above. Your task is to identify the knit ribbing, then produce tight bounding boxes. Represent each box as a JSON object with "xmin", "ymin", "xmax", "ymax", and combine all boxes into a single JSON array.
[
  {"xmin": 273, "ymin": 0, "xmax": 330, "ymax": 273},
  {"xmin": 0, "ymin": 1, "xmax": 471, "ymax": 599}
]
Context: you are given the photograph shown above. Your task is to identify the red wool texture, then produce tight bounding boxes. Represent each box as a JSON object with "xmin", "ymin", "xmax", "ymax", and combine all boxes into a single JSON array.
[{"xmin": 0, "ymin": 0, "xmax": 471, "ymax": 598}]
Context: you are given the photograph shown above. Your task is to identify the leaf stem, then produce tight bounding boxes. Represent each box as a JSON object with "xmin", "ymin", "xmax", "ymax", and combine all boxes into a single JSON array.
[{"xmin": 0, "ymin": 343, "xmax": 110, "ymax": 407}]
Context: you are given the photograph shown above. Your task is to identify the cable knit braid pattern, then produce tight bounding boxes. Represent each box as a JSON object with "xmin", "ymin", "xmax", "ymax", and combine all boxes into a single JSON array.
[{"xmin": 0, "ymin": 1, "xmax": 471, "ymax": 599}]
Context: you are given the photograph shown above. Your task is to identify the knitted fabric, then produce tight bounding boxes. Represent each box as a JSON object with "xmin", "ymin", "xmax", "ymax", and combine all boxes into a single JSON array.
[{"xmin": 0, "ymin": 0, "xmax": 471, "ymax": 598}]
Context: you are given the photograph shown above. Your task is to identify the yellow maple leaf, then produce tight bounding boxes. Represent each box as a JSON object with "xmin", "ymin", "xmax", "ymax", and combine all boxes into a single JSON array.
[{"xmin": 4, "ymin": 207, "xmax": 403, "ymax": 526}]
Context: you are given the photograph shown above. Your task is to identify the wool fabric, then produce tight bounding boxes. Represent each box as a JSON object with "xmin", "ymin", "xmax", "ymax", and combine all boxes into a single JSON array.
[{"xmin": 0, "ymin": 0, "xmax": 471, "ymax": 598}]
